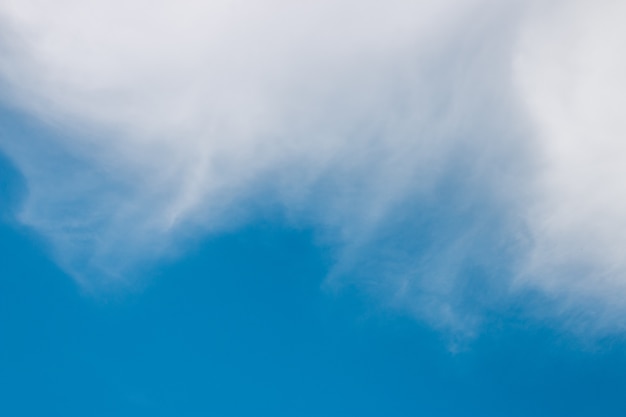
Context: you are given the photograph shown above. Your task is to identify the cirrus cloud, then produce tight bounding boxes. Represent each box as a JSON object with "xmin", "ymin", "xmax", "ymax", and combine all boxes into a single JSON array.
[{"xmin": 1, "ymin": 0, "xmax": 625, "ymax": 334}]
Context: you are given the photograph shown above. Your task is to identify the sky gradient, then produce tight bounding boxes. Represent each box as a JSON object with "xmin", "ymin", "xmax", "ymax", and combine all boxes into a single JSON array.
[{"xmin": 2, "ymin": 1, "xmax": 626, "ymax": 415}]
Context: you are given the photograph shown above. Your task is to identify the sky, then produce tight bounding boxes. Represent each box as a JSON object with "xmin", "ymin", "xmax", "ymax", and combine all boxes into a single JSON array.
[{"xmin": 2, "ymin": 1, "xmax": 626, "ymax": 415}]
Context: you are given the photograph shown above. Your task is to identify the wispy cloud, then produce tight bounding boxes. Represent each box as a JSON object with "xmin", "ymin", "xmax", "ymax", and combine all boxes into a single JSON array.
[
  {"xmin": 0, "ymin": 0, "xmax": 624, "ymax": 334},
  {"xmin": 512, "ymin": 0, "xmax": 626, "ymax": 332}
]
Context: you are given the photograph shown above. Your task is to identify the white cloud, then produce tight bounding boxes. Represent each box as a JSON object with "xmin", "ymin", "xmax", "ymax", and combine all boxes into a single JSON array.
[
  {"xmin": 1, "ymin": 0, "xmax": 625, "ymax": 333},
  {"xmin": 513, "ymin": 0, "xmax": 626, "ymax": 330}
]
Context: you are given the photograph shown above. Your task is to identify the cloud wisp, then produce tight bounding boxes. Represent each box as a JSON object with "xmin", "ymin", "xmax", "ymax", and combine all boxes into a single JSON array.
[{"xmin": 1, "ymin": 0, "xmax": 625, "ymax": 334}]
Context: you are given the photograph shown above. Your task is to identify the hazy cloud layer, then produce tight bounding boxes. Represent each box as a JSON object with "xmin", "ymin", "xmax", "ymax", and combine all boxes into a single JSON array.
[{"xmin": 1, "ymin": 0, "xmax": 624, "ymax": 333}]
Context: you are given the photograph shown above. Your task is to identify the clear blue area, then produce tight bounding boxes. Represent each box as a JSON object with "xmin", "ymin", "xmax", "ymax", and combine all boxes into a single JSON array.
[{"xmin": 2, "ymin": 112, "xmax": 626, "ymax": 416}]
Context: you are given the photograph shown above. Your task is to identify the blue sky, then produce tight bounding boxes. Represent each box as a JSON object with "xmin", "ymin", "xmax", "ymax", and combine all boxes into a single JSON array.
[
  {"xmin": 2, "ymin": 110, "xmax": 626, "ymax": 416},
  {"xmin": 3, "ymin": 170, "xmax": 626, "ymax": 416},
  {"xmin": 2, "ymin": 1, "xmax": 626, "ymax": 415}
]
